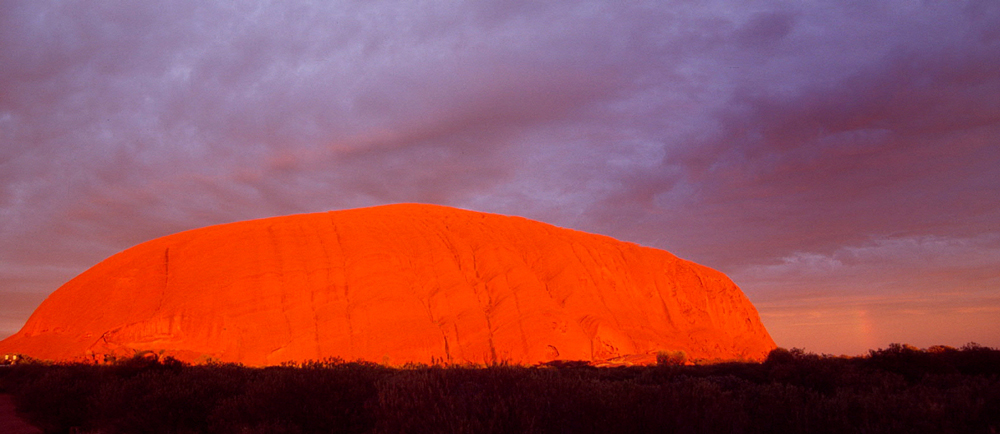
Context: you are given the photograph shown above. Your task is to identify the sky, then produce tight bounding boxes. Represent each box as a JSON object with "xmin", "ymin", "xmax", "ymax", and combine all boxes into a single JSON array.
[{"xmin": 1, "ymin": 0, "xmax": 998, "ymax": 356}]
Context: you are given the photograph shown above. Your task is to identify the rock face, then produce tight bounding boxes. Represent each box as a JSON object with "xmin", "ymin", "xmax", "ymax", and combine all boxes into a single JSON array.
[{"xmin": 0, "ymin": 204, "xmax": 775, "ymax": 365}]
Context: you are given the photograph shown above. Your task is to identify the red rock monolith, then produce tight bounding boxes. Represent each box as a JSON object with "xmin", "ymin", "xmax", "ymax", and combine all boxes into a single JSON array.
[{"xmin": 0, "ymin": 204, "xmax": 775, "ymax": 365}]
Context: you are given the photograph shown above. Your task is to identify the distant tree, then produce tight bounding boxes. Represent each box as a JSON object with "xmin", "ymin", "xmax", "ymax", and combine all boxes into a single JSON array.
[{"xmin": 656, "ymin": 350, "xmax": 687, "ymax": 366}]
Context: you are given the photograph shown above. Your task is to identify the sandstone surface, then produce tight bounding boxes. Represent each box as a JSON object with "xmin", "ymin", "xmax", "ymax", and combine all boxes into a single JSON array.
[{"xmin": 0, "ymin": 204, "xmax": 775, "ymax": 365}]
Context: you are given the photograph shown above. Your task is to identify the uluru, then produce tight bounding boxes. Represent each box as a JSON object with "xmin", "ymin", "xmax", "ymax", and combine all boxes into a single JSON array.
[{"xmin": 0, "ymin": 204, "xmax": 775, "ymax": 366}]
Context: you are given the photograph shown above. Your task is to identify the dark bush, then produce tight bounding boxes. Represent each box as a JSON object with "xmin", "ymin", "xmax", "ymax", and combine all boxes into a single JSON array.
[
  {"xmin": 1, "ymin": 344, "xmax": 998, "ymax": 434},
  {"xmin": 209, "ymin": 362, "xmax": 384, "ymax": 434}
]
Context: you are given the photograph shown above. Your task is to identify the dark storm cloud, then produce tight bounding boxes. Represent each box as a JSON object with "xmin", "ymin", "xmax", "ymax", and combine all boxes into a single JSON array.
[
  {"xmin": 579, "ymin": 0, "xmax": 1000, "ymax": 263},
  {"xmin": 1, "ymin": 0, "xmax": 998, "ymax": 352}
]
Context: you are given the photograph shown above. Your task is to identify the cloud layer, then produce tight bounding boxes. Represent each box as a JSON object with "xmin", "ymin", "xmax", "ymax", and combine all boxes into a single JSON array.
[{"xmin": 2, "ymin": 0, "xmax": 999, "ymax": 353}]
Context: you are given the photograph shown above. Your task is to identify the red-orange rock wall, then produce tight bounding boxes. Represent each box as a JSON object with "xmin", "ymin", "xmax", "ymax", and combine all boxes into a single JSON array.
[{"xmin": 0, "ymin": 204, "xmax": 775, "ymax": 365}]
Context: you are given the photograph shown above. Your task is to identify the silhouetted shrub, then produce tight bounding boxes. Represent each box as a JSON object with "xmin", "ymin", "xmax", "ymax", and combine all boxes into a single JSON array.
[
  {"xmin": 1, "ymin": 344, "xmax": 998, "ymax": 434},
  {"xmin": 209, "ymin": 362, "xmax": 384, "ymax": 434},
  {"xmin": 656, "ymin": 350, "xmax": 687, "ymax": 366},
  {"xmin": 5, "ymin": 363, "xmax": 109, "ymax": 432}
]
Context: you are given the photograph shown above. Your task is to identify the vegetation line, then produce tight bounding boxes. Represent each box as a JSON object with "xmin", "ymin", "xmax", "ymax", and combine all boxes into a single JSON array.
[{"xmin": 1, "ymin": 343, "xmax": 998, "ymax": 434}]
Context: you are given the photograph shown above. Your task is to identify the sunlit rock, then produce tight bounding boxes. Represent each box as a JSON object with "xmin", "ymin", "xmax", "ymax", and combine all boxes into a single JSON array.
[{"xmin": 0, "ymin": 204, "xmax": 775, "ymax": 365}]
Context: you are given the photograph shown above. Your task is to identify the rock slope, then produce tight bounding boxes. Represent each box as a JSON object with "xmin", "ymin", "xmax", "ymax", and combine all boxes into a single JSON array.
[{"xmin": 0, "ymin": 204, "xmax": 775, "ymax": 365}]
